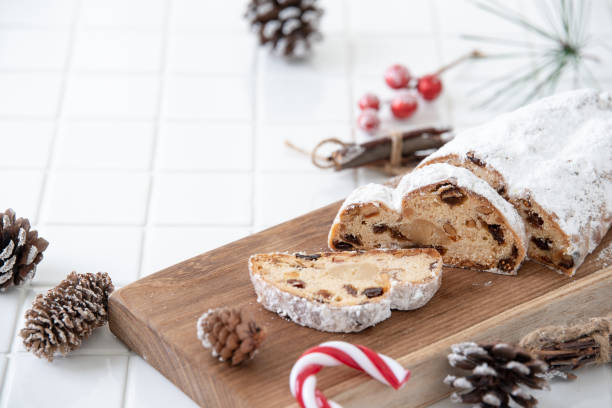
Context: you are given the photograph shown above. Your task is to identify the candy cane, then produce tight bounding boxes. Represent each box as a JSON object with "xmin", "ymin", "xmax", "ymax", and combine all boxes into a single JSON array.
[{"xmin": 289, "ymin": 341, "xmax": 411, "ymax": 408}]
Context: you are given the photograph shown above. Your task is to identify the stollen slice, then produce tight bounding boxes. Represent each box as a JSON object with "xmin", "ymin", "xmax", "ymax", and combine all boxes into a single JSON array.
[
  {"xmin": 329, "ymin": 163, "xmax": 528, "ymax": 275},
  {"xmin": 249, "ymin": 248, "xmax": 442, "ymax": 333}
]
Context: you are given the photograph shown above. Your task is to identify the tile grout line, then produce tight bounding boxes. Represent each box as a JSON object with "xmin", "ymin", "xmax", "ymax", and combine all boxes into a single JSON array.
[
  {"xmin": 32, "ymin": 1, "xmax": 82, "ymax": 226},
  {"xmin": 343, "ymin": 0, "xmax": 358, "ymax": 189},
  {"xmin": 0, "ymin": 0, "xmax": 82, "ymax": 403},
  {"xmin": 122, "ymin": 0, "xmax": 173, "ymax": 405}
]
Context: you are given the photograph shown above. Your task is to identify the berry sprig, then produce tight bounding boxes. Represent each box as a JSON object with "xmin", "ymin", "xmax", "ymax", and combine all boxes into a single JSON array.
[{"xmin": 357, "ymin": 50, "xmax": 481, "ymax": 133}]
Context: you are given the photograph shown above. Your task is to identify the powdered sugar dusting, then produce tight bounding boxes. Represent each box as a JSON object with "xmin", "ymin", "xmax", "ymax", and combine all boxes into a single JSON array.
[{"xmin": 425, "ymin": 89, "xmax": 612, "ymax": 265}]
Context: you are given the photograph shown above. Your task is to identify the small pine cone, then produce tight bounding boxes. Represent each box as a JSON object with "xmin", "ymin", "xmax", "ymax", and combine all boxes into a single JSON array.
[
  {"xmin": 20, "ymin": 272, "xmax": 114, "ymax": 361},
  {"xmin": 444, "ymin": 342, "xmax": 548, "ymax": 408},
  {"xmin": 245, "ymin": 0, "xmax": 323, "ymax": 58},
  {"xmin": 0, "ymin": 208, "xmax": 49, "ymax": 291},
  {"xmin": 197, "ymin": 307, "xmax": 266, "ymax": 366}
]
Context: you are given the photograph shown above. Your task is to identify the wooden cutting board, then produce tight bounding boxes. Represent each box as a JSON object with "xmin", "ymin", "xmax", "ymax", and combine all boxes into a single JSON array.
[{"xmin": 108, "ymin": 201, "xmax": 612, "ymax": 408}]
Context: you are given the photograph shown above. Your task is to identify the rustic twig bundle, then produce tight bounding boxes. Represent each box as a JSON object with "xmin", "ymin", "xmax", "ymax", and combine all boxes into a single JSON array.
[
  {"xmin": 519, "ymin": 315, "xmax": 612, "ymax": 379},
  {"xmin": 295, "ymin": 127, "xmax": 453, "ymax": 175}
]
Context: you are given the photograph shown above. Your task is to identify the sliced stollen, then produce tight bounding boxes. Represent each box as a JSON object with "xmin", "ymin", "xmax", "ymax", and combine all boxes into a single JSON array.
[
  {"xmin": 248, "ymin": 249, "xmax": 442, "ymax": 333},
  {"xmin": 329, "ymin": 163, "xmax": 528, "ymax": 275},
  {"xmin": 419, "ymin": 89, "xmax": 612, "ymax": 275}
]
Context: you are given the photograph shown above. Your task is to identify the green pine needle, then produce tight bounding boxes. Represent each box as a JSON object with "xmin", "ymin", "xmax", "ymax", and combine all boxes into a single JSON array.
[{"xmin": 463, "ymin": 0, "xmax": 603, "ymax": 108}]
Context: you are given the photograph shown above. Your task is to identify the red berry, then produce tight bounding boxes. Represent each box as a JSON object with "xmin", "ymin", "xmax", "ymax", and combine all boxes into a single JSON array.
[
  {"xmin": 417, "ymin": 74, "xmax": 443, "ymax": 101},
  {"xmin": 357, "ymin": 109, "xmax": 380, "ymax": 132},
  {"xmin": 358, "ymin": 93, "xmax": 380, "ymax": 111},
  {"xmin": 384, "ymin": 64, "xmax": 411, "ymax": 89},
  {"xmin": 390, "ymin": 91, "xmax": 418, "ymax": 119}
]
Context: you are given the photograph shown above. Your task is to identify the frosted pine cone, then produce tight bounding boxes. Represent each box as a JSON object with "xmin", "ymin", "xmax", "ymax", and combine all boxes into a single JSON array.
[
  {"xmin": 444, "ymin": 342, "xmax": 548, "ymax": 408},
  {"xmin": 0, "ymin": 208, "xmax": 48, "ymax": 291},
  {"xmin": 20, "ymin": 272, "xmax": 114, "ymax": 361},
  {"xmin": 197, "ymin": 307, "xmax": 266, "ymax": 365},
  {"xmin": 245, "ymin": 0, "xmax": 323, "ymax": 58}
]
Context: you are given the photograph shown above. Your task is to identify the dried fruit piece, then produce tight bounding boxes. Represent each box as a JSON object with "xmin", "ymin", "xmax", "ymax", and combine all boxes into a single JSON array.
[
  {"xmin": 442, "ymin": 223, "xmax": 457, "ymax": 236},
  {"xmin": 475, "ymin": 205, "xmax": 494, "ymax": 215},
  {"xmin": 437, "ymin": 184, "xmax": 467, "ymax": 206},
  {"xmin": 343, "ymin": 234, "xmax": 362, "ymax": 246},
  {"xmin": 343, "ymin": 284, "xmax": 358, "ymax": 297},
  {"xmin": 287, "ymin": 279, "xmax": 306, "ymax": 289},
  {"xmin": 466, "ymin": 151, "xmax": 485, "ymax": 167},
  {"xmin": 362, "ymin": 287, "xmax": 384, "ymax": 298},
  {"xmin": 558, "ymin": 255, "xmax": 574, "ymax": 269},
  {"xmin": 316, "ymin": 289, "xmax": 332, "ymax": 300},
  {"xmin": 295, "ymin": 253, "xmax": 321, "ymax": 261},
  {"xmin": 389, "ymin": 227, "xmax": 408, "ymax": 241},
  {"xmin": 487, "ymin": 224, "xmax": 505, "ymax": 244},
  {"xmin": 531, "ymin": 237, "xmax": 552, "ymax": 251},
  {"xmin": 526, "ymin": 210, "xmax": 544, "ymax": 228},
  {"xmin": 465, "ymin": 219, "xmax": 477, "ymax": 228},
  {"xmin": 372, "ymin": 224, "xmax": 388, "ymax": 234},
  {"xmin": 332, "ymin": 241, "xmax": 354, "ymax": 250}
]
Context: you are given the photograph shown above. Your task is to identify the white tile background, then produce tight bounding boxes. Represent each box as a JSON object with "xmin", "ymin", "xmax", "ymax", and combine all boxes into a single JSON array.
[{"xmin": 0, "ymin": 0, "xmax": 611, "ymax": 407}]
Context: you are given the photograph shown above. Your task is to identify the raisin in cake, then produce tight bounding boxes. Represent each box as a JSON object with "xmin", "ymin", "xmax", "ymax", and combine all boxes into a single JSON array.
[
  {"xmin": 249, "ymin": 249, "xmax": 442, "ymax": 333},
  {"xmin": 329, "ymin": 163, "xmax": 527, "ymax": 275},
  {"xmin": 419, "ymin": 89, "xmax": 612, "ymax": 275}
]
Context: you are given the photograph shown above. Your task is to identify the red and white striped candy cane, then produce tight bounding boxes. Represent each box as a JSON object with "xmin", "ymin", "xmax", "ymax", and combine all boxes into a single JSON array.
[{"xmin": 289, "ymin": 341, "xmax": 411, "ymax": 408}]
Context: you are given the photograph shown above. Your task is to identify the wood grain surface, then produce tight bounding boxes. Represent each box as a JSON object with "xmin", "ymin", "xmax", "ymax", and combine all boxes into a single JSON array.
[{"xmin": 108, "ymin": 201, "xmax": 612, "ymax": 408}]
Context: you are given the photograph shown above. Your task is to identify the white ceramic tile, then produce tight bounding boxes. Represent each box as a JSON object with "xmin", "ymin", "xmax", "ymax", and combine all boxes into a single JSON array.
[
  {"xmin": 319, "ymin": 0, "xmax": 346, "ymax": 34},
  {"xmin": 352, "ymin": 35, "xmax": 439, "ymax": 76},
  {"xmin": 142, "ymin": 226, "xmax": 250, "ymax": 276},
  {"xmin": 150, "ymin": 172, "xmax": 252, "ymax": 225},
  {"xmin": 0, "ymin": 170, "xmax": 44, "ymax": 220},
  {"xmin": 0, "ymin": 121, "xmax": 53, "ymax": 168},
  {"xmin": 33, "ymin": 225, "xmax": 142, "ymax": 286},
  {"xmin": 42, "ymin": 171, "xmax": 149, "ymax": 224},
  {"xmin": 254, "ymin": 171, "xmax": 356, "ymax": 230},
  {"xmin": 163, "ymin": 75, "xmax": 252, "ymax": 120},
  {"xmin": 73, "ymin": 30, "xmax": 163, "ymax": 72},
  {"xmin": 125, "ymin": 355, "xmax": 198, "ymax": 408},
  {"xmin": 0, "ymin": 354, "xmax": 127, "ymax": 408},
  {"xmin": 63, "ymin": 74, "xmax": 159, "ymax": 119},
  {"xmin": 434, "ymin": 0, "xmax": 526, "ymax": 35},
  {"xmin": 445, "ymin": 79, "xmax": 521, "ymax": 126},
  {"xmin": 257, "ymin": 123, "xmax": 351, "ymax": 172},
  {"xmin": 0, "ymin": 289, "xmax": 23, "ymax": 353},
  {"xmin": 0, "ymin": 29, "xmax": 70, "ymax": 70},
  {"xmin": 158, "ymin": 122, "xmax": 252, "ymax": 171},
  {"xmin": 79, "ymin": 0, "xmax": 166, "ymax": 29},
  {"xmin": 258, "ymin": 35, "xmax": 348, "ymax": 78},
  {"xmin": 0, "ymin": 0, "xmax": 76, "ymax": 27},
  {"xmin": 260, "ymin": 76, "xmax": 350, "ymax": 124},
  {"xmin": 56, "ymin": 121, "xmax": 154, "ymax": 170},
  {"xmin": 348, "ymin": 0, "xmax": 434, "ymax": 34},
  {"xmin": 0, "ymin": 73, "xmax": 62, "ymax": 118},
  {"xmin": 168, "ymin": 33, "xmax": 255, "ymax": 75},
  {"xmin": 11, "ymin": 287, "xmax": 128, "ymax": 355},
  {"xmin": 170, "ymin": 0, "xmax": 246, "ymax": 32}
]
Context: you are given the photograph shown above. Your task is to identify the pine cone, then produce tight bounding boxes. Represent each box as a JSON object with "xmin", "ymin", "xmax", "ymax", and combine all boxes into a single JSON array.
[
  {"xmin": 20, "ymin": 271, "xmax": 114, "ymax": 361},
  {"xmin": 0, "ymin": 208, "xmax": 49, "ymax": 291},
  {"xmin": 245, "ymin": 0, "xmax": 323, "ymax": 58},
  {"xmin": 444, "ymin": 342, "xmax": 548, "ymax": 408},
  {"xmin": 197, "ymin": 307, "xmax": 266, "ymax": 365}
]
